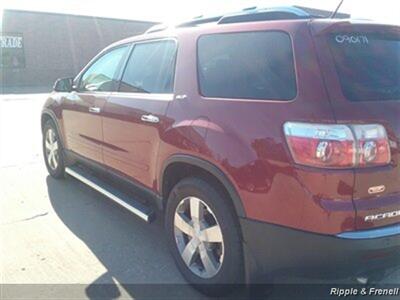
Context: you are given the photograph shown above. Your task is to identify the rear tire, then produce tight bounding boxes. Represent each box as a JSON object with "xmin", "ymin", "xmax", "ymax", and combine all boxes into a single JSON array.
[
  {"xmin": 42, "ymin": 119, "xmax": 65, "ymax": 179},
  {"xmin": 165, "ymin": 177, "xmax": 243, "ymax": 295}
]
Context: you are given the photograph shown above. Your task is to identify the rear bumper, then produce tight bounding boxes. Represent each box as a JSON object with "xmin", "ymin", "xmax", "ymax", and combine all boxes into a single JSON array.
[{"xmin": 240, "ymin": 218, "xmax": 400, "ymax": 282}]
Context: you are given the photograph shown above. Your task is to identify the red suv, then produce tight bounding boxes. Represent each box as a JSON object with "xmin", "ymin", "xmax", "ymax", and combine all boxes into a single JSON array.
[{"xmin": 41, "ymin": 6, "xmax": 400, "ymax": 292}]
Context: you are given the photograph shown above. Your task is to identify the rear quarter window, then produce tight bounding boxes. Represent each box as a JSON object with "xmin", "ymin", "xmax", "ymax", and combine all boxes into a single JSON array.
[
  {"xmin": 328, "ymin": 33, "xmax": 400, "ymax": 101},
  {"xmin": 197, "ymin": 31, "xmax": 297, "ymax": 101}
]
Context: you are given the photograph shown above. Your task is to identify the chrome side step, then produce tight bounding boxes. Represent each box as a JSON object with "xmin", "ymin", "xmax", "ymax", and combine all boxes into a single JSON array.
[{"xmin": 65, "ymin": 166, "xmax": 155, "ymax": 222}]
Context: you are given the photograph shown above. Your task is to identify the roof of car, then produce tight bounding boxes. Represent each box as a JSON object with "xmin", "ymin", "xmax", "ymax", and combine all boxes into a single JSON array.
[
  {"xmin": 107, "ymin": 18, "xmax": 326, "ymax": 48},
  {"xmin": 106, "ymin": 5, "xmax": 399, "ymax": 50}
]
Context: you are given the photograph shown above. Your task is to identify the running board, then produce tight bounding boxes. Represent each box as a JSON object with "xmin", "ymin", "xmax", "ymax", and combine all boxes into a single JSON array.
[{"xmin": 65, "ymin": 166, "xmax": 155, "ymax": 223}]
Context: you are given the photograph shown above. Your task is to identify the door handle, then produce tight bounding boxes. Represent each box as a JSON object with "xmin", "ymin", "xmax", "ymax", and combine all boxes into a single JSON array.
[
  {"xmin": 175, "ymin": 94, "xmax": 187, "ymax": 100},
  {"xmin": 89, "ymin": 107, "xmax": 101, "ymax": 114},
  {"xmin": 141, "ymin": 114, "xmax": 159, "ymax": 124}
]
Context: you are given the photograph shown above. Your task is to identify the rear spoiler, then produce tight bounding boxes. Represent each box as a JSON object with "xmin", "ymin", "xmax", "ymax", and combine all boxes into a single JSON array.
[{"xmin": 310, "ymin": 19, "xmax": 400, "ymax": 36}]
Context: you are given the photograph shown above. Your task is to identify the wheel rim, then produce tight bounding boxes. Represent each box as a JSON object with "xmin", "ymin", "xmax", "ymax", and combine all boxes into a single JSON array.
[
  {"xmin": 45, "ymin": 128, "xmax": 59, "ymax": 170},
  {"xmin": 174, "ymin": 196, "xmax": 224, "ymax": 279}
]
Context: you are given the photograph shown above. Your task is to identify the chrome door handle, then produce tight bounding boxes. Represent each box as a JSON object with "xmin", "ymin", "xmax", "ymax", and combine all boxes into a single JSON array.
[
  {"xmin": 141, "ymin": 114, "xmax": 159, "ymax": 124},
  {"xmin": 89, "ymin": 107, "xmax": 101, "ymax": 113},
  {"xmin": 175, "ymin": 94, "xmax": 187, "ymax": 100}
]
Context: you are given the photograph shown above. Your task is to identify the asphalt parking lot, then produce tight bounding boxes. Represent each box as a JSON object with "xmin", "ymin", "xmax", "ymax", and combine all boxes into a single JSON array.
[{"xmin": 0, "ymin": 93, "xmax": 399, "ymax": 299}]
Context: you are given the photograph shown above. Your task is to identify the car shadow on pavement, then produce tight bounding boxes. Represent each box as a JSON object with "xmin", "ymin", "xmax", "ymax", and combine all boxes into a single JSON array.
[{"xmin": 46, "ymin": 176, "xmax": 261, "ymax": 300}]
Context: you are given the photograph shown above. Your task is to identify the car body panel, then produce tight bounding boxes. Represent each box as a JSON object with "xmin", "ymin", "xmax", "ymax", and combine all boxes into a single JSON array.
[
  {"xmin": 155, "ymin": 21, "xmax": 357, "ymax": 234},
  {"xmin": 311, "ymin": 21, "xmax": 400, "ymax": 230},
  {"xmin": 102, "ymin": 93, "xmax": 171, "ymax": 189},
  {"xmin": 62, "ymin": 91, "xmax": 108, "ymax": 164}
]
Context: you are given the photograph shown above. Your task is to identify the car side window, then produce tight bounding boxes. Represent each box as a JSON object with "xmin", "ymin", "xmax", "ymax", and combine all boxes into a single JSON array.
[
  {"xmin": 79, "ymin": 45, "xmax": 129, "ymax": 92},
  {"xmin": 119, "ymin": 40, "xmax": 177, "ymax": 94},
  {"xmin": 197, "ymin": 31, "xmax": 296, "ymax": 101}
]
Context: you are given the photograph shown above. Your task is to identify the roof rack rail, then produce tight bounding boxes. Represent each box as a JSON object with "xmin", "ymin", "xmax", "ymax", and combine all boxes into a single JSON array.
[
  {"xmin": 149, "ymin": 6, "xmax": 320, "ymax": 33},
  {"xmin": 145, "ymin": 24, "xmax": 169, "ymax": 34},
  {"xmin": 242, "ymin": 6, "xmax": 257, "ymax": 11},
  {"xmin": 176, "ymin": 6, "xmax": 314, "ymax": 28},
  {"xmin": 177, "ymin": 15, "xmax": 223, "ymax": 28},
  {"xmin": 218, "ymin": 6, "xmax": 312, "ymax": 24}
]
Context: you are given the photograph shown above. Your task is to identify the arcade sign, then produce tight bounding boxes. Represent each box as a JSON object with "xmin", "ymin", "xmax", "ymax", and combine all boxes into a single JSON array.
[{"xmin": 0, "ymin": 33, "xmax": 25, "ymax": 68}]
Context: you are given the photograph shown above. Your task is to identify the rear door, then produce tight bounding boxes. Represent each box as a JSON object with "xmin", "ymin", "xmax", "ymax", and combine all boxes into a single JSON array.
[
  {"xmin": 63, "ymin": 45, "xmax": 129, "ymax": 163},
  {"xmin": 312, "ymin": 22, "xmax": 400, "ymax": 230},
  {"xmin": 102, "ymin": 39, "xmax": 177, "ymax": 188}
]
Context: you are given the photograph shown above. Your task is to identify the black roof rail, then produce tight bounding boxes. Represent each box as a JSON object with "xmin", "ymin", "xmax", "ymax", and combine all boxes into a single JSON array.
[
  {"xmin": 177, "ymin": 15, "xmax": 223, "ymax": 28},
  {"xmin": 242, "ymin": 6, "xmax": 257, "ymax": 11},
  {"xmin": 145, "ymin": 23, "xmax": 169, "ymax": 34},
  {"xmin": 218, "ymin": 6, "xmax": 312, "ymax": 24},
  {"xmin": 151, "ymin": 6, "xmax": 320, "ymax": 33}
]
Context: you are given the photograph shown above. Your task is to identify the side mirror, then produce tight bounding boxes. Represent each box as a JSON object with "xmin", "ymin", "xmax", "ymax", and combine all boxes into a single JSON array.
[{"xmin": 54, "ymin": 77, "xmax": 74, "ymax": 92}]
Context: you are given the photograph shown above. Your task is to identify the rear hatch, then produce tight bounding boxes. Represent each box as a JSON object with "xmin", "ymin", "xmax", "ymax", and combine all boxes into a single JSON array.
[{"xmin": 311, "ymin": 20, "xmax": 400, "ymax": 230}]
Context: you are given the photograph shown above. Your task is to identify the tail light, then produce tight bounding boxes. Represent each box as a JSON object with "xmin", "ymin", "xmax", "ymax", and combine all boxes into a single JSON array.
[
  {"xmin": 284, "ymin": 122, "xmax": 390, "ymax": 169},
  {"xmin": 352, "ymin": 124, "xmax": 391, "ymax": 167}
]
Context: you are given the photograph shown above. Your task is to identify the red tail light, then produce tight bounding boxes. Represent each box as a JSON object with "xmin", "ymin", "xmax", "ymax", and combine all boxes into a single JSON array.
[
  {"xmin": 352, "ymin": 124, "xmax": 391, "ymax": 167},
  {"xmin": 284, "ymin": 122, "xmax": 390, "ymax": 169}
]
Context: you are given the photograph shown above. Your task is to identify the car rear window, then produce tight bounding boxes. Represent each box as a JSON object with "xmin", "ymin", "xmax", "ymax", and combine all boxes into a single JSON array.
[
  {"xmin": 197, "ymin": 31, "xmax": 296, "ymax": 101},
  {"xmin": 328, "ymin": 33, "xmax": 400, "ymax": 101}
]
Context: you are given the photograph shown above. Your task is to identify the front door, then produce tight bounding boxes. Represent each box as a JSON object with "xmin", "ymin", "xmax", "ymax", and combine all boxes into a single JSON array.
[{"xmin": 62, "ymin": 45, "xmax": 129, "ymax": 164}]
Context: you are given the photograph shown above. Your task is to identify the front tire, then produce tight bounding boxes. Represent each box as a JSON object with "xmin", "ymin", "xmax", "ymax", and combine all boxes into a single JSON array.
[
  {"xmin": 165, "ymin": 177, "xmax": 243, "ymax": 295},
  {"xmin": 42, "ymin": 120, "xmax": 65, "ymax": 179}
]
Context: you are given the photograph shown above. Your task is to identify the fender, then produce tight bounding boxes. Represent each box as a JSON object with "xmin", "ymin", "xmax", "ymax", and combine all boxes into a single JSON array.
[
  {"xmin": 41, "ymin": 108, "xmax": 65, "ymax": 148},
  {"xmin": 160, "ymin": 154, "xmax": 246, "ymax": 218}
]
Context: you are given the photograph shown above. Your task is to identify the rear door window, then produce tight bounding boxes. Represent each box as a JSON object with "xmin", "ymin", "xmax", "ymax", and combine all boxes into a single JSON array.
[
  {"xmin": 197, "ymin": 31, "xmax": 296, "ymax": 100},
  {"xmin": 119, "ymin": 40, "xmax": 177, "ymax": 94},
  {"xmin": 328, "ymin": 33, "xmax": 400, "ymax": 101}
]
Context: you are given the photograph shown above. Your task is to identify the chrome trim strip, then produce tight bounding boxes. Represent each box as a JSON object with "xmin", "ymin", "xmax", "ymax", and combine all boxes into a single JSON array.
[
  {"xmin": 110, "ymin": 92, "xmax": 174, "ymax": 101},
  {"xmin": 65, "ymin": 167, "xmax": 151, "ymax": 222},
  {"xmin": 337, "ymin": 224, "xmax": 400, "ymax": 240}
]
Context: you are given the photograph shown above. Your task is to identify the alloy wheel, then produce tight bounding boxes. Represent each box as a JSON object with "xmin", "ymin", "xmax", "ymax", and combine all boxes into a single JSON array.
[
  {"xmin": 174, "ymin": 196, "xmax": 224, "ymax": 279},
  {"xmin": 45, "ymin": 128, "xmax": 59, "ymax": 170}
]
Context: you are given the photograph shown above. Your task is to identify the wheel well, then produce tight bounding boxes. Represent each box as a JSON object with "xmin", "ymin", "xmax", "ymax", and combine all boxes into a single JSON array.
[
  {"xmin": 161, "ymin": 162, "xmax": 240, "ymax": 217},
  {"xmin": 41, "ymin": 113, "xmax": 65, "ymax": 149},
  {"xmin": 41, "ymin": 113, "xmax": 52, "ymax": 132}
]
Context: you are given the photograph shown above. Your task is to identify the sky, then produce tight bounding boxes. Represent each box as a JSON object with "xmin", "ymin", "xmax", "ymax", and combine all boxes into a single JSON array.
[{"xmin": 1, "ymin": 0, "xmax": 400, "ymax": 25}]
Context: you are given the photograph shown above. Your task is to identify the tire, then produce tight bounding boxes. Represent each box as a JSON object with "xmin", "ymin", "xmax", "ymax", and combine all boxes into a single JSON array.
[
  {"xmin": 165, "ymin": 177, "xmax": 244, "ymax": 295},
  {"xmin": 42, "ymin": 119, "xmax": 65, "ymax": 179}
]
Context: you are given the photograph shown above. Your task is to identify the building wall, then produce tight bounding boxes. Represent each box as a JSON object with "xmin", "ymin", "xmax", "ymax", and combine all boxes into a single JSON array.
[{"xmin": 1, "ymin": 9, "xmax": 155, "ymax": 92}]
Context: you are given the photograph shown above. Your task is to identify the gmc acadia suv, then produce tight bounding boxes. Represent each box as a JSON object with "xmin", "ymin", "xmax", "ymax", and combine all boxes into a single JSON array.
[{"xmin": 41, "ymin": 6, "xmax": 400, "ymax": 293}]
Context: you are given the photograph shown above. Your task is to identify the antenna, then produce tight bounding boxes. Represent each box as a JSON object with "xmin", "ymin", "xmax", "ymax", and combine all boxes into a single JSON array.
[{"xmin": 330, "ymin": 0, "xmax": 345, "ymax": 18}]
